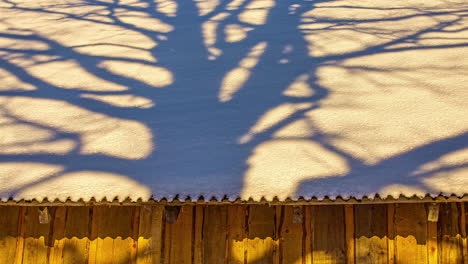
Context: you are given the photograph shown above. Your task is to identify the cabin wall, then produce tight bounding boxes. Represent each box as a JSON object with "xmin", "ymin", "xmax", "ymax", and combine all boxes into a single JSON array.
[{"xmin": 0, "ymin": 203, "xmax": 466, "ymax": 264}]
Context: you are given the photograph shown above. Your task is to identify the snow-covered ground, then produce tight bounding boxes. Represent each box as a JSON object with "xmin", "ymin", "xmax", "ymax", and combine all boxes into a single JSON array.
[{"xmin": 0, "ymin": 0, "xmax": 467, "ymax": 202}]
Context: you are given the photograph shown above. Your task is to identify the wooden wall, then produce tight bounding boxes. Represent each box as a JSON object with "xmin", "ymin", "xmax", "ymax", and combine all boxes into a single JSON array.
[{"xmin": 0, "ymin": 203, "xmax": 466, "ymax": 264}]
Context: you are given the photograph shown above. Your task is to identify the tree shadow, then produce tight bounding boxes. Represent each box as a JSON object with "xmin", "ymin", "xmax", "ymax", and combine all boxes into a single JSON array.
[{"xmin": 0, "ymin": 0, "xmax": 467, "ymax": 202}]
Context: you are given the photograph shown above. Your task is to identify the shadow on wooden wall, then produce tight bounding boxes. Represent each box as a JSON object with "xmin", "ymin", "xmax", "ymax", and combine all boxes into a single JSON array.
[{"xmin": 0, "ymin": 203, "xmax": 466, "ymax": 263}]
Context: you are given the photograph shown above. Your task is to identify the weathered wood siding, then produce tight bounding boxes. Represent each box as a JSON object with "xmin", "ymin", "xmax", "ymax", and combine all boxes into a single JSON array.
[{"xmin": 0, "ymin": 203, "xmax": 466, "ymax": 263}]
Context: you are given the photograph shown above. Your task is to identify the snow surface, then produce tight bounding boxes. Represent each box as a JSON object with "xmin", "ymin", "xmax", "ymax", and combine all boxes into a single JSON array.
[{"xmin": 0, "ymin": 0, "xmax": 467, "ymax": 202}]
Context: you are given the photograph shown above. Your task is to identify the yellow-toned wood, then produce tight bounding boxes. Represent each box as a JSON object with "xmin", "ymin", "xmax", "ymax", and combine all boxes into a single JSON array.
[
  {"xmin": 280, "ymin": 206, "xmax": 303, "ymax": 264},
  {"xmin": 247, "ymin": 205, "xmax": 276, "ymax": 264},
  {"xmin": 345, "ymin": 205, "xmax": 355, "ymax": 264},
  {"xmin": 22, "ymin": 207, "xmax": 51, "ymax": 264},
  {"xmin": 112, "ymin": 206, "xmax": 137, "ymax": 263},
  {"xmin": 193, "ymin": 205, "xmax": 204, "ymax": 264},
  {"xmin": 311, "ymin": 205, "xmax": 346, "ymax": 264},
  {"xmin": 387, "ymin": 204, "xmax": 395, "ymax": 264},
  {"xmin": 130, "ymin": 207, "xmax": 140, "ymax": 264},
  {"xmin": 137, "ymin": 205, "xmax": 164, "ymax": 264},
  {"xmin": 203, "ymin": 205, "xmax": 228, "ymax": 263},
  {"xmin": 62, "ymin": 206, "xmax": 90, "ymax": 264},
  {"xmin": 461, "ymin": 203, "xmax": 468, "ymax": 264},
  {"xmin": 304, "ymin": 206, "xmax": 312, "ymax": 264},
  {"xmin": 355, "ymin": 204, "xmax": 388, "ymax": 264},
  {"xmin": 88, "ymin": 206, "xmax": 99, "ymax": 264},
  {"xmin": 163, "ymin": 205, "xmax": 193, "ymax": 264},
  {"xmin": 227, "ymin": 205, "xmax": 247, "ymax": 264},
  {"xmin": 0, "ymin": 206, "xmax": 20, "ymax": 263},
  {"xmin": 273, "ymin": 206, "xmax": 281, "ymax": 264},
  {"xmin": 113, "ymin": 206, "xmax": 137, "ymax": 263},
  {"xmin": 394, "ymin": 203, "xmax": 427, "ymax": 264},
  {"xmin": 5, "ymin": 202, "xmax": 468, "ymax": 263},
  {"xmin": 48, "ymin": 207, "xmax": 67, "ymax": 264},
  {"xmin": 438, "ymin": 203, "xmax": 462, "ymax": 264},
  {"xmin": 92, "ymin": 206, "xmax": 114, "ymax": 263},
  {"xmin": 428, "ymin": 221, "xmax": 438, "ymax": 264},
  {"xmin": 14, "ymin": 207, "xmax": 26, "ymax": 264}
]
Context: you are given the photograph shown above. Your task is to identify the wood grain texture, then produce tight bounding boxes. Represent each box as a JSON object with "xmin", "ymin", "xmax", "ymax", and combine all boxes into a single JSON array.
[
  {"xmin": 0, "ymin": 206, "xmax": 20, "ymax": 263},
  {"xmin": 193, "ymin": 205, "xmax": 204, "ymax": 264},
  {"xmin": 304, "ymin": 206, "xmax": 312, "ymax": 264},
  {"xmin": 163, "ymin": 205, "xmax": 193, "ymax": 264},
  {"xmin": 355, "ymin": 204, "xmax": 388, "ymax": 264},
  {"xmin": 394, "ymin": 203, "xmax": 427, "ymax": 264},
  {"xmin": 387, "ymin": 204, "xmax": 395, "ymax": 264},
  {"xmin": 14, "ymin": 207, "xmax": 26, "ymax": 264},
  {"xmin": 22, "ymin": 207, "xmax": 51, "ymax": 264},
  {"xmin": 280, "ymin": 206, "xmax": 303, "ymax": 264},
  {"xmin": 345, "ymin": 205, "xmax": 355, "ymax": 264},
  {"xmin": 203, "ymin": 206, "xmax": 228, "ymax": 264},
  {"xmin": 311, "ymin": 205, "xmax": 346, "ymax": 264},
  {"xmin": 461, "ymin": 203, "xmax": 468, "ymax": 264},
  {"xmin": 48, "ymin": 207, "xmax": 67, "ymax": 264},
  {"xmin": 137, "ymin": 205, "xmax": 164, "ymax": 264},
  {"xmin": 227, "ymin": 205, "xmax": 247, "ymax": 264},
  {"xmin": 247, "ymin": 205, "xmax": 276, "ymax": 264},
  {"xmin": 63, "ymin": 206, "xmax": 90, "ymax": 264},
  {"xmin": 4, "ymin": 203, "xmax": 468, "ymax": 263},
  {"xmin": 438, "ymin": 203, "xmax": 463, "ymax": 264}
]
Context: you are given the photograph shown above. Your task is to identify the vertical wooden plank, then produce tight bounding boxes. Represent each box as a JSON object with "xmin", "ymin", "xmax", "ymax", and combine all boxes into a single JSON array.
[
  {"xmin": 227, "ymin": 205, "xmax": 247, "ymax": 264},
  {"xmin": 137, "ymin": 205, "xmax": 164, "ymax": 264},
  {"xmin": 112, "ymin": 206, "xmax": 137, "ymax": 263},
  {"xmin": 193, "ymin": 205, "xmax": 204, "ymax": 264},
  {"xmin": 394, "ymin": 203, "xmax": 427, "ymax": 264},
  {"xmin": 387, "ymin": 204, "xmax": 395, "ymax": 264},
  {"xmin": 62, "ymin": 206, "xmax": 90, "ymax": 264},
  {"xmin": 311, "ymin": 205, "xmax": 346, "ymax": 264},
  {"xmin": 0, "ymin": 206, "xmax": 20, "ymax": 263},
  {"xmin": 247, "ymin": 205, "xmax": 276, "ymax": 264},
  {"xmin": 91, "ymin": 206, "xmax": 136, "ymax": 263},
  {"xmin": 130, "ymin": 207, "xmax": 140, "ymax": 264},
  {"xmin": 273, "ymin": 206, "xmax": 282, "ymax": 264},
  {"xmin": 345, "ymin": 205, "xmax": 355, "ymax": 264},
  {"xmin": 22, "ymin": 207, "xmax": 52, "ymax": 264},
  {"xmin": 438, "ymin": 203, "xmax": 463, "ymax": 264},
  {"xmin": 49, "ymin": 207, "xmax": 67, "ymax": 264},
  {"xmin": 88, "ymin": 206, "xmax": 98, "ymax": 264},
  {"xmin": 428, "ymin": 221, "xmax": 438, "ymax": 264},
  {"xmin": 203, "ymin": 205, "xmax": 228, "ymax": 264},
  {"xmin": 280, "ymin": 206, "xmax": 303, "ymax": 264},
  {"xmin": 14, "ymin": 207, "xmax": 26, "ymax": 264},
  {"xmin": 355, "ymin": 204, "xmax": 388, "ymax": 264},
  {"xmin": 461, "ymin": 203, "xmax": 468, "ymax": 264},
  {"xmin": 113, "ymin": 206, "xmax": 139, "ymax": 263},
  {"xmin": 163, "ymin": 205, "xmax": 193, "ymax": 264},
  {"xmin": 94, "ymin": 206, "xmax": 115, "ymax": 263},
  {"xmin": 304, "ymin": 206, "xmax": 312, "ymax": 264}
]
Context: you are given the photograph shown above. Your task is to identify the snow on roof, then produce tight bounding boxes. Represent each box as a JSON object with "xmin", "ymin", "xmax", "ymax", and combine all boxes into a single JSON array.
[{"xmin": 0, "ymin": 0, "xmax": 467, "ymax": 203}]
